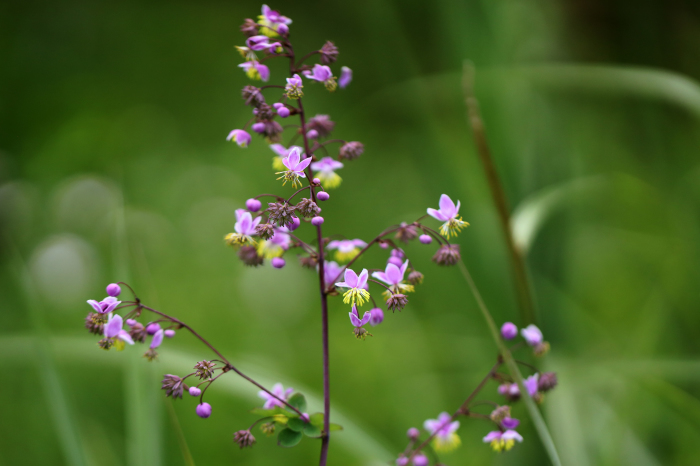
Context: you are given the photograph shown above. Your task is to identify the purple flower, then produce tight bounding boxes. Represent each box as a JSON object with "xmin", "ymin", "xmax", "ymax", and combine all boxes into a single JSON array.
[
  {"xmin": 258, "ymin": 383, "xmax": 294, "ymax": 409},
  {"xmin": 501, "ymin": 417, "xmax": 520, "ymax": 429},
  {"xmin": 310, "ymin": 157, "xmax": 343, "ymax": 188},
  {"xmin": 164, "ymin": 329, "xmax": 176, "ymax": 338},
  {"xmin": 501, "ymin": 322, "xmax": 518, "ymax": 340},
  {"xmin": 335, "ymin": 268, "xmax": 370, "ymax": 306},
  {"xmin": 395, "ymin": 457, "xmax": 409, "ymax": 466},
  {"xmin": 106, "ymin": 283, "xmax": 121, "ymax": 297},
  {"xmin": 273, "ymin": 102, "xmax": 291, "ymax": 117},
  {"xmin": 424, "ymin": 412, "xmax": 461, "ymax": 452},
  {"xmin": 407, "ymin": 427, "xmax": 420, "ymax": 440},
  {"xmin": 227, "ymin": 129, "xmax": 252, "ymax": 147},
  {"xmin": 413, "ymin": 454, "xmax": 428, "ymax": 466},
  {"xmin": 311, "ymin": 216, "xmax": 324, "ymax": 226},
  {"xmin": 498, "ymin": 383, "xmax": 520, "ymax": 401},
  {"xmin": 349, "ymin": 304, "xmax": 371, "ymax": 328},
  {"xmin": 226, "ymin": 211, "xmax": 262, "ymax": 246},
  {"xmin": 419, "ymin": 234, "xmax": 432, "ymax": 244},
  {"xmin": 146, "ymin": 322, "xmax": 161, "ymax": 335},
  {"xmin": 256, "ymin": 226, "xmax": 291, "ymax": 259},
  {"xmin": 285, "ymin": 74, "xmax": 303, "ymax": 99},
  {"xmin": 87, "ymin": 296, "xmax": 121, "ymax": 315},
  {"xmin": 269, "ymin": 144, "xmax": 303, "ymax": 170},
  {"xmin": 523, "ymin": 374, "xmax": 539, "ymax": 398},
  {"xmin": 327, "ymin": 239, "xmax": 367, "ymax": 262},
  {"xmin": 258, "ymin": 4, "xmax": 292, "ymax": 37},
  {"xmin": 317, "ymin": 191, "xmax": 330, "ymax": 201},
  {"xmin": 369, "ymin": 307, "xmax": 384, "ymax": 326},
  {"xmin": 339, "ymin": 66, "xmax": 352, "ymax": 89},
  {"xmin": 276, "ymin": 147, "xmax": 312, "ymax": 188},
  {"xmin": 303, "ymin": 64, "xmax": 337, "ymax": 91},
  {"xmin": 104, "ymin": 314, "xmax": 135, "ymax": 346},
  {"xmin": 246, "ymin": 198, "xmax": 262, "ymax": 212},
  {"xmin": 521, "ymin": 324, "xmax": 543, "ymax": 346},
  {"xmin": 189, "ymin": 386, "xmax": 201, "ymax": 397},
  {"xmin": 246, "ymin": 35, "xmax": 273, "ymax": 51},
  {"xmin": 196, "ymin": 402, "xmax": 212, "ymax": 418},
  {"xmin": 150, "ymin": 329, "xmax": 164, "ymax": 349},
  {"xmin": 483, "ymin": 429, "xmax": 523, "ymax": 452},
  {"xmin": 271, "ymin": 257, "xmax": 286, "ymax": 268},
  {"xmin": 239, "ymin": 61, "xmax": 270, "ymax": 82},
  {"xmin": 322, "ymin": 260, "xmax": 343, "ymax": 289},
  {"xmin": 372, "ymin": 260, "xmax": 414, "ymax": 296},
  {"xmin": 427, "ymin": 194, "xmax": 469, "ymax": 239}
]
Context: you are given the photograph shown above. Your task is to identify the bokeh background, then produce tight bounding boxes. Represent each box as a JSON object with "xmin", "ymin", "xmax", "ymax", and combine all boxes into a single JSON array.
[{"xmin": 2, "ymin": 0, "xmax": 700, "ymax": 464}]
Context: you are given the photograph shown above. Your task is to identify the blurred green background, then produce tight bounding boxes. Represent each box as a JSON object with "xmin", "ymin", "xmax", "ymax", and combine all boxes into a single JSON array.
[{"xmin": 2, "ymin": 0, "xmax": 700, "ymax": 464}]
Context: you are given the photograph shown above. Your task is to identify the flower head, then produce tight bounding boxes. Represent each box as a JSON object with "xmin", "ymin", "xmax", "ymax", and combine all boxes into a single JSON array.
[
  {"xmin": 372, "ymin": 259, "xmax": 414, "ymax": 297},
  {"xmin": 427, "ymin": 194, "xmax": 469, "ymax": 238},
  {"xmin": 310, "ymin": 157, "xmax": 343, "ymax": 188},
  {"xmin": 307, "ymin": 114, "xmax": 335, "ymax": 138},
  {"xmin": 483, "ymin": 430, "xmax": 523, "ymax": 452},
  {"xmin": 246, "ymin": 35, "xmax": 280, "ymax": 53},
  {"xmin": 304, "ymin": 64, "xmax": 337, "ymax": 91},
  {"xmin": 523, "ymin": 374, "xmax": 540, "ymax": 398},
  {"xmin": 521, "ymin": 324, "xmax": 543, "ymax": 346},
  {"xmin": 196, "ymin": 402, "xmax": 212, "ymax": 418},
  {"xmin": 258, "ymin": 383, "xmax": 293, "ymax": 409},
  {"xmin": 102, "ymin": 313, "xmax": 134, "ymax": 350},
  {"xmin": 238, "ymin": 245, "xmax": 264, "ymax": 267},
  {"xmin": 424, "ymin": 412, "xmax": 461, "ymax": 452},
  {"xmin": 432, "ymin": 244, "xmax": 461, "ymax": 266},
  {"xmin": 386, "ymin": 293, "xmax": 408, "ymax": 312},
  {"xmin": 269, "ymin": 144, "xmax": 303, "ymax": 170},
  {"xmin": 276, "ymin": 147, "xmax": 312, "ymax": 188},
  {"xmin": 319, "ymin": 41, "xmax": 339, "ymax": 65},
  {"xmin": 256, "ymin": 226, "xmax": 291, "ymax": 259},
  {"xmin": 257, "ymin": 4, "xmax": 292, "ymax": 37},
  {"xmin": 538, "ymin": 372, "xmax": 558, "ymax": 392},
  {"xmin": 194, "ymin": 360, "xmax": 217, "ymax": 380},
  {"xmin": 227, "ymin": 129, "xmax": 252, "ymax": 147},
  {"xmin": 285, "ymin": 74, "xmax": 303, "ymax": 99},
  {"xmin": 322, "ymin": 260, "xmax": 343, "ymax": 289},
  {"xmin": 501, "ymin": 322, "xmax": 518, "ymax": 340},
  {"xmin": 161, "ymin": 374, "xmax": 186, "ymax": 399},
  {"xmin": 327, "ymin": 239, "xmax": 367, "ymax": 262},
  {"xmin": 238, "ymin": 60, "xmax": 270, "ymax": 82},
  {"xmin": 335, "ymin": 268, "xmax": 370, "ymax": 306},
  {"xmin": 233, "ymin": 430, "xmax": 257, "ymax": 449},
  {"xmin": 349, "ymin": 304, "xmax": 372, "ymax": 339},
  {"xmin": 225, "ymin": 211, "xmax": 261, "ymax": 246},
  {"xmin": 369, "ymin": 307, "xmax": 384, "ymax": 326},
  {"xmin": 339, "ymin": 66, "xmax": 353, "ymax": 88},
  {"xmin": 87, "ymin": 296, "xmax": 121, "ymax": 315},
  {"xmin": 339, "ymin": 141, "xmax": 364, "ymax": 160},
  {"xmin": 498, "ymin": 383, "xmax": 521, "ymax": 401}
]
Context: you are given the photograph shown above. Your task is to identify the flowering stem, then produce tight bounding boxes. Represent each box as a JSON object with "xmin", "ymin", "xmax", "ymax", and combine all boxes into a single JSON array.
[{"xmin": 295, "ymin": 50, "xmax": 319, "ymax": 69}]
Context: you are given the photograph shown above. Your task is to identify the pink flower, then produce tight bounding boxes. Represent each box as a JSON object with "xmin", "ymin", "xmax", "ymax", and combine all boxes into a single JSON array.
[
  {"xmin": 239, "ymin": 61, "xmax": 270, "ymax": 82},
  {"xmin": 258, "ymin": 383, "xmax": 293, "ymax": 409}
]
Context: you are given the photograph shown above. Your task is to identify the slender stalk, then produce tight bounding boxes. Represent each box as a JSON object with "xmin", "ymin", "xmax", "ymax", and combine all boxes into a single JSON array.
[{"xmin": 462, "ymin": 61, "xmax": 537, "ymax": 324}]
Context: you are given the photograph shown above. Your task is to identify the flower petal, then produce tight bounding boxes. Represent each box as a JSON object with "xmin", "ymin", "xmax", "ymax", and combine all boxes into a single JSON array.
[
  {"xmin": 343, "ymin": 268, "xmax": 358, "ymax": 288},
  {"xmin": 371, "ymin": 271, "xmax": 389, "ymax": 285},
  {"xmin": 427, "ymin": 208, "xmax": 448, "ymax": 222},
  {"xmin": 349, "ymin": 311, "xmax": 362, "ymax": 327},
  {"xmin": 357, "ymin": 269, "xmax": 369, "ymax": 289},
  {"xmin": 118, "ymin": 330, "xmax": 135, "ymax": 345},
  {"xmin": 87, "ymin": 300, "xmax": 102, "ymax": 313},
  {"xmin": 360, "ymin": 312, "xmax": 371, "ymax": 326},
  {"xmin": 438, "ymin": 194, "xmax": 456, "ymax": 218},
  {"xmin": 385, "ymin": 263, "xmax": 401, "ymax": 285}
]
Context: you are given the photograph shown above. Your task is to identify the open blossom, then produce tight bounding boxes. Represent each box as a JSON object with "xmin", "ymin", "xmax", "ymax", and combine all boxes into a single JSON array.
[
  {"xmin": 523, "ymin": 374, "xmax": 540, "ymax": 398},
  {"xmin": 246, "ymin": 35, "xmax": 280, "ymax": 53},
  {"xmin": 269, "ymin": 144, "xmax": 303, "ymax": 170},
  {"xmin": 427, "ymin": 194, "xmax": 469, "ymax": 239},
  {"xmin": 304, "ymin": 64, "xmax": 337, "ymax": 91},
  {"xmin": 372, "ymin": 259, "xmax": 414, "ymax": 297},
  {"xmin": 424, "ymin": 412, "xmax": 461, "ymax": 452},
  {"xmin": 256, "ymin": 226, "xmax": 291, "ymax": 259},
  {"xmin": 349, "ymin": 304, "xmax": 372, "ymax": 339},
  {"xmin": 322, "ymin": 260, "xmax": 343, "ymax": 289},
  {"xmin": 285, "ymin": 74, "xmax": 303, "ymax": 99},
  {"xmin": 327, "ymin": 239, "xmax": 367, "ymax": 262},
  {"xmin": 258, "ymin": 383, "xmax": 293, "ymax": 409},
  {"xmin": 102, "ymin": 314, "xmax": 135, "ymax": 350},
  {"xmin": 521, "ymin": 324, "xmax": 543, "ymax": 346},
  {"xmin": 339, "ymin": 66, "xmax": 352, "ymax": 88},
  {"xmin": 276, "ymin": 147, "xmax": 312, "ymax": 188},
  {"xmin": 87, "ymin": 296, "xmax": 121, "ymax": 315},
  {"xmin": 310, "ymin": 157, "xmax": 343, "ymax": 188},
  {"xmin": 335, "ymin": 268, "xmax": 370, "ymax": 306},
  {"xmin": 225, "ymin": 211, "xmax": 261, "ymax": 246},
  {"xmin": 227, "ymin": 129, "xmax": 252, "ymax": 147},
  {"xmin": 239, "ymin": 60, "xmax": 270, "ymax": 82},
  {"xmin": 483, "ymin": 430, "xmax": 523, "ymax": 452},
  {"xmin": 257, "ymin": 4, "xmax": 292, "ymax": 37}
]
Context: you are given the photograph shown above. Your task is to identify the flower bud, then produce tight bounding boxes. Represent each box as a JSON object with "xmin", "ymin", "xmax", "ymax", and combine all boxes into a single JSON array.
[
  {"xmin": 189, "ymin": 386, "xmax": 202, "ymax": 397},
  {"xmin": 306, "ymin": 129, "xmax": 319, "ymax": 139},
  {"xmin": 271, "ymin": 257, "xmax": 286, "ymax": 269},
  {"xmin": 432, "ymin": 244, "xmax": 460, "ymax": 266},
  {"xmin": 146, "ymin": 323, "xmax": 161, "ymax": 335},
  {"xmin": 164, "ymin": 329, "xmax": 176, "ymax": 338},
  {"xmin": 501, "ymin": 322, "xmax": 518, "ymax": 340},
  {"xmin": 196, "ymin": 402, "xmax": 212, "ymax": 418},
  {"xmin": 419, "ymin": 234, "xmax": 432, "ymax": 244},
  {"xmin": 233, "ymin": 429, "xmax": 257, "ymax": 448},
  {"xmin": 312, "ymin": 178, "xmax": 321, "ymax": 185},
  {"xmin": 490, "ymin": 405, "xmax": 511, "ymax": 422},
  {"xmin": 369, "ymin": 307, "xmax": 384, "ymax": 326},
  {"xmin": 387, "ymin": 256, "xmax": 403, "ymax": 267},
  {"xmin": 413, "ymin": 454, "xmax": 428, "ymax": 466},
  {"xmin": 256, "ymin": 223, "xmax": 275, "ymax": 240},
  {"xmin": 240, "ymin": 18, "xmax": 259, "ymax": 37},
  {"xmin": 126, "ymin": 318, "xmax": 137, "ymax": 327},
  {"xmin": 501, "ymin": 417, "xmax": 520, "ymax": 429},
  {"xmin": 395, "ymin": 222, "xmax": 418, "ymax": 243},
  {"xmin": 296, "ymin": 198, "xmax": 321, "ymax": 218},
  {"xmin": 408, "ymin": 270, "xmax": 424, "ymax": 285},
  {"xmin": 307, "ymin": 114, "xmax": 335, "ymax": 137},
  {"xmin": 246, "ymin": 198, "xmax": 262, "ymax": 212},
  {"xmin": 395, "ymin": 456, "xmax": 409, "ymax": 466},
  {"xmin": 339, "ymin": 66, "xmax": 352, "ymax": 89},
  {"xmin": 277, "ymin": 106, "xmax": 290, "ymax": 118},
  {"xmin": 276, "ymin": 23, "xmax": 289, "ymax": 35},
  {"xmin": 339, "ymin": 141, "xmax": 363, "ymax": 160},
  {"xmin": 311, "ymin": 216, "xmax": 324, "ymax": 226},
  {"xmin": 242, "ymin": 85, "xmax": 265, "ymax": 107},
  {"xmin": 287, "ymin": 216, "xmax": 301, "ymax": 231},
  {"xmin": 106, "ymin": 283, "xmax": 121, "ymax": 297},
  {"xmin": 407, "ymin": 427, "xmax": 420, "ymax": 440},
  {"xmin": 538, "ymin": 372, "xmax": 558, "ymax": 392},
  {"xmin": 238, "ymin": 245, "xmax": 263, "ymax": 267},
  {"xmin": 252, "ymin": 122, "xmax": 266, "ymax": 133},
  {"xmin": 161, "ymin": 374, "xmax": 186, "ymax": 399},
  {"xmin": 194, "ymin": 360, "xmax": 216, "ymax": 380},
  {"xmin": 386, "ymin": 294, "xmax": 408, "ymax": 312},
  {"xmin": 317, "ymin": 191, "xmax": 330, "ymax": 201}
]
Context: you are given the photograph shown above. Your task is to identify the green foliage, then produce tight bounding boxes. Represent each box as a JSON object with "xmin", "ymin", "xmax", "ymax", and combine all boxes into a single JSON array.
[{"xmin": 277, "ymin": 428, "xmax": 303, "ymax": 448}]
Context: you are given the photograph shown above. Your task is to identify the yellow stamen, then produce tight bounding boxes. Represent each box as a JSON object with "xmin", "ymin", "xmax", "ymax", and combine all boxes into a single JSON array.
[
  {"xmin": 256, "ymin": 240, "xmax": 284, "ymax": 259},
  {"xmin": 334, "ymin": 249, "xmax": 360, "ymax": 262},
  {"xmin": 316, "ymin": 171, "xmax": 342, "ymax": 189},
  {"xmin": 342, "ymin": 288, "xmax": 370, "ymax": 307},
  {"xmin": 272, "ymin": 156, "xmax": 286, "ymax": 171},
  {"xmin": 439, "ymin": 217, "xmax": 469, "ymax": 239},
  {"xmin": 432, "ymin": 433, "xmax": 461, "ymax": 453}
]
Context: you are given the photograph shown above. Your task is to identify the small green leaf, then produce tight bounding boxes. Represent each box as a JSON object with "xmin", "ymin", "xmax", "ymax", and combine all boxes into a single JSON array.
[
  {"xmin": 277, "ymin": 428, "xmax": 303, "ymax": 448},
  {"xmin": 308, "ymin": 412, "xmax": 324, "ymax": 427},
  {"xmin": 250, "ymin": 407, "xmax": 287, "ymax": 417},
  {"xmin": 287, "ymin": 393, "xmax": 307, "ymax": 412},
  {"xmin": 303, "ymin": 423, "xmax": 322, "ymax": 438},
  {"xmin": 287, "ymin": 416, "xmax": 305, "ymax": 432},
  {"xmin": 329, "ymin": 423, "xmax": 343, "ymax": 432}
]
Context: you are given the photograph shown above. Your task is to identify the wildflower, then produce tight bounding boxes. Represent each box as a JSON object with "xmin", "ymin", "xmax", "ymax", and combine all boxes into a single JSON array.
[
  {"xmin": 408, "ymin": 270, "xmax": 424, "ymax": 285},
  {"xmin": 307, "ymin": 114, "xmax": 335, "ymax": 138},
  {"xmin": 521, "ymin": 324, "xmax": 550, "ymax": 356},
  {"xmin": 256, "ymin": 223, "xmax": 275, "ymax": 240},
  {"xmin": 274, "ymin": 103, "xmax": 290, "ymax": 118},
  {"xmin": 194, "ymin": 360, "xmax": 217, "ymax": 380},
  {"xmin": 501, "ymin": 322, "xmax": 518, "ymax": 340},
  {"xmin": 311, "ymin": 216, "xmax": 324, "ymax": 226},
  {"xmin": 87, "ymin": 296, "xmax": 121, "ymax": 315},
  {"xmin": 225, "ymin": 211, "xmax": 261, "ymax": 246},
  {"xmin": 322, "ymin": 260, "xmax": 343, "ymax": 289},
  {"xmin": 501, "ymin": 417, "xmax": 520, "ymax": 429},
  {"xmin": 161, "ymin": 374, "xmax": 186, "ymax": 399},
  {"xmin": 146, "ymin": 322, "xmax": 161, "ymax": 335},
  {"xmin": 271, "ymin": 257, "xmax": 285, "ymax": 268},
  {"xmin": 128, "ymin": 322, "xmax": 148, "ymax": 343},
  {"xmin": 266, "ymin": 202, "xmax": 297, "ymax": 227},
  {"xmin": 483, "ymin": 430, "xmax": 523, "ymax": 452},
  {"xmin": 413, "ymin": 454, "xmax": 429, "ymax": 466},
  {"xmin": 196, "ymin": 402, "xmax": 212, "ymax": 418},
  {"xmin": 310, "ymin": 157, "xmax": 343, "ymax": 188},
  {"xmin": 251, "ymin": 120, "xmax": 283, "ymax": 141},
  {"xmin": 372, "ymin": 260, "xmax": 414, "ymax": 297},
  {"xmin": 246, "ymin": 35, "xmax": 280, "ymax": 52},
  {"xmin": 338, "ymin": 141, "xmax": 364, "ymax": 160},
  {"xmin": 523, "ymin": 374, "xmax": 540, "ymax": 398},
  {"xmin": 226, "ymin": 129, "xmax": 252, "ymax": 147},
  {"xmin": 538, "ymin": 372, "xmax": 558, "ymax": 392},
  {"xmin": 407, "ymin": 427, "xmax": 420, "ymax": 440},
  {"xmin": 258, "ymin": 383, "xmax": 293, "ymax": 409},
  {"xmin": 189, "ymin": 386, "xmax": 201, "ymax": 396},
  {"xmin": 253, "ymin": 102, "xmax": 275, "ymax": 120},
  {"xmin": 295, "ymin": 198, "xmax": 321, "ymax": 217},
  {"xmin": 424, "ymin": 412, "xmax": 461, "ymax": 452},
  {"xmin": 490, "ymin": 405, "xmax": 511, "ymax": 422},
  {"xmin": 319, "ymin": 41, "xmax": 339, "ymax": 65},
  {"xmin": 386, "ymin": 293, "xmax": 408, "ymax": 312},
  {"xmin": 240, "ymin": 18, "xmax": 259, "ymax": 37},
  {"xmin": 396, "ymin": 456, "xmax": 409, "ymax": 466},
  {"xmin": 101, "ymin": 314, "xmax": 134, "ymax": 350},
  {"xmin": 419, "ymin": 234, "xmax": 432, "ymax": 244},
  {"xmin": 235, "ymin": 45, "xmax": 257, "ymax": 61},
  {"xmin": 276, "ymin": 147, "xmax": 312, "ymax": 188},
  {"xmin": 427, "ymin": 194, "xmax": 469, "ymax": 238},
  {"xmin": 335, "ymin": 268, "xmax": 370, "ymax": 306},
  {"xmin": 304, "ymin": 64, "xmax": 337, "ymax": 91},
  {"xmin": 369, "ymin": 307, "xmax": 384, "ymax": 326},
  {"xmin": 395, "ymin": 222, "xmax": 418, "ymax": 243},
  {"xmin": 269, "ymin": 144, "xmax": 303, "ymax": 170},
  {"xmin": 327, "ymin": 239, "xmax": 367, "ymax": 262},
  {"xmin": 106, "ymin": 283, "xmax": 121, "ymax": 297},
  {"xmin": 257, "ymin": 227, "xmax": 291, "ymax": 258},
  {"xmin": 239, "ymin": 60, "xmax": 270, "ymax": 82},
  {"xmin": 432, "ymin": 244, "xmax": 461, "ymax": 266},
  {"xmin": 257, "ymin": 4, "xmax": 292, "ymax": 37},
  {"xmin": 317, "ymin": 191, "xmax": 330, "ymax": 201},
  {"xmin": 238, "ymin": 245, "xmax": 264, "ymax": 267},
  {"xmin": 85, "ymin": 312, "xmax": 106, "ymax": 335},
  {"xmin": 285, "ymin": 74, "xmax": 303, "ymax": 99},
  {"xmin": 498, "ymin": 383, "xmax": 520, "ymax": 402},
  {"xmin": 306, "ymin": 129, "xmax": 319, "ymax": 139},
  {"xmin": 164, "ymin": 329, "xmax": 175, "ymax": 338},
  {"xmin": 339, "ymin": 66, "xmax": 352, "ymax": 89},
  {"xmin": 246, "ymin": 198, "xmax": 262, "ymax": 212},
  {"xmin": 349, "ymin": 304, "xmax": 372, "ymax": 340},
  {"xmin": 234, "ymin": 430, "xmax": 257, "ymax": 449},
  {"xmin": 144, "ymin": 328, "xmax": 163, "ymax": 361}
]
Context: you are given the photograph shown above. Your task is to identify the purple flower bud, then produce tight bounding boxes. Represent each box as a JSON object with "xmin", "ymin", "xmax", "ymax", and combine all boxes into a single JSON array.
[
  {"xmin": 226, "ymin": 129, "xmax": 252, "ymax": 147},
  {"xmin": 277, "ymin": 23, "xmax": 288, "ymax": 35},
  {"xmin": 271, "ymin": 257, "xmax": 286, "ymax": 268},
  {"xmin": 306, "ymin": 129, "xmax": 319, "ymax": 139},
  {"xmin": 196, "ymin": 402, "xmax": 212, "ymax": 418},
  {"xmin": 413, "ymin": 454, "xmax": 428, "ymax": 466},
  {"xmin": 312, "ymin": 178, "xmax": 321, "ymax": 185},
  {"xmin": 419, "ymin": 234, "xmax": 432, "ymax": 244},
  {"xmin": 501, "ymin": 417, "xmax": 520, "ymax": 429},
  {"xmin": 106, "ymin": 283, "xmax": 121, "ymax": 297},
  {"xmin": 379, "ymin": 242, "xmax": 389, "ymax": 249},
  {"xmin": 317, "ymin": 191, "xmax": 330, "ymax": 201},
  {"xmin": 311, "ymin": 216, "xmax": 324, "ymax": 226},
  {"xmin": 390, "ymin": 249, "xmax": 405, "ymax": 259},
  {"xmin": 277, "ymin": 106, "xmax": 290, "ymax": 118},
  {"xmin": 387, "ymin": 256, "xmax": 403, "ymax": 267},
  {"xmin": 396, "ymin": 457, "xmax": 409, "ymax": 466},
  {"xmin": 501, "ymin": 322, "xmax": 518, "ymax": 340},
  {"xmin": 164, "ymin": 329, "xmax": 176, "ymax": 338},
  {"xmin": 300, "ymin": 413, "xmax": 310, "ymax": 422},
  {"xmin": 252, "ymin": 122, "xmax": 266, "ymax": 133},
  {"xmin": 146, "ymin": 323, "xmax": 161, "ymax": 335},
  {"xmin": 369, "ymin": 307, "xmax": 384, "ymax": 326},
  {"xmin": 246, "ymin": 198, "xmax": 261, "ymax": 212},
  {"xmin": 287, "ymin": 216, "xmax": 301, "ymax": 231},
  {"xmin": 126, "ymin": 319, "xmax": 137, "ymax": 327},
  {"xmin": 407, "ymin": 427, "xmax": 420, "ymax": 440},
  {"xmin": 189, "ymin": 386, "xmax": 202, "ymax": 397}
]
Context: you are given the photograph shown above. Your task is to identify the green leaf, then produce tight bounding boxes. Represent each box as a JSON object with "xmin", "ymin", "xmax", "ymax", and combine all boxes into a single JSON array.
[
  {"xmin": 329, "ymin": 423, "xmax": 344, "ymax": 432},
  {"xmin": 303, "ymin": 423, "xmax": 322, "ymax": 438},
  {"xmin": 287, "ymin": 416, "xmax": 305, "ymax": 432},
  {"xmin": 287, "ymin": 393, "xmax": 307, "ymax": 413},
  {"xmin": 250, "ymin": 407, "xmax": 288, "ymax": 417},
  {"xmin": 277, "ymin": 428, "xmax": 303, "ymax": 448},
  {"xmin": 308, "ymin": 412, "xmax": 324, "ymax": 427}
]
